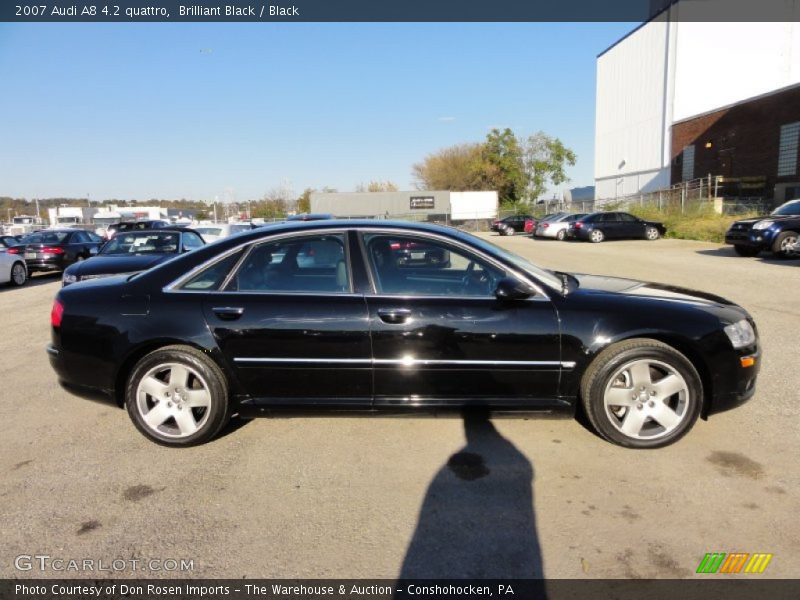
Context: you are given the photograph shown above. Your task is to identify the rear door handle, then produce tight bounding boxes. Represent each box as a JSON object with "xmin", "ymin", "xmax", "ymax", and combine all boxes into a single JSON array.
[
  {"xmin": 377, "ymin": 308, "xmax": 411, "ymax": 324},
  {"xmin": 213, "ymin": 306, "xmax": 245, "ymax": 321}
]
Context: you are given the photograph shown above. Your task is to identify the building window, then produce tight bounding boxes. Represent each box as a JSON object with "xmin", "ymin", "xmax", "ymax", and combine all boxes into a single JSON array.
[
  {"xmin": 681, "ymin": 145, "xmax": 695, "ymax": 181},
  {"xmin": 777, "ymin": 122, "xmax": 800, "ymax": 177}
]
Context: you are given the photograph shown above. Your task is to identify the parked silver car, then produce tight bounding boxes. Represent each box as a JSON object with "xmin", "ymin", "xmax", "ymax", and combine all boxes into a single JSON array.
[
  {"xmin": 193, "ymin": 223, "xmax": 253, "ymax": 243},
  {"xmin": 534, "ymin": 213, "xmax": 587, "ymax": 240}
]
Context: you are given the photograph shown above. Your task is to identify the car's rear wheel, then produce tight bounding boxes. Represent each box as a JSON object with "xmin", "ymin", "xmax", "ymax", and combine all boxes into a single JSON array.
[
  {"xmin": 733, "ymin": 244, "xmax": 760, "ymax": 257},
  {"xmin": 645, "ymin": 226, "xmax": 660, "ymax": 240},
  {"xmin": 771, "ymin": 231, "xmax": 798, "ymax": 258},
  {"xmin": 125, "ymin": 345, "xmax": 230, "ymax": 446},
  {"xmin": 590, "ymin": 229, "xmax": 605, "ymax": 243},
  {"xmin": 505, "ymin": 226, "xmax": 515, "ymax": 236},
  {"xmin": 580, "ymin": 339, "xmax": 702, "ymax": 448},
  {"xmin": 556, "ymin": 229, "xmax": 567, "ymax": 241},
  {"xmin": 10, "ymin": 262, "xmax": 27, "ymax": 286}
]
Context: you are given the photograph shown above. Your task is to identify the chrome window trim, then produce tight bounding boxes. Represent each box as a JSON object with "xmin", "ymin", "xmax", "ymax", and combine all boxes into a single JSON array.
[
  {"xmin": 164, "ymin": 228, "xmax": 352, "ymax": 294},
  {"xmin": 164, "ymin": 225, "xmax": 553, "ymax": 300},
  {"xmin": 232, "ymin": 357, "xmax": 575, "ymax": 369}
]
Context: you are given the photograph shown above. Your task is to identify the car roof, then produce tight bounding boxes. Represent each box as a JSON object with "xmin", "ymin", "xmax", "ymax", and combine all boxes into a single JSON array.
[{"xmin": 113, "ymin": 227, "xmax": 199, "ymax": 235}]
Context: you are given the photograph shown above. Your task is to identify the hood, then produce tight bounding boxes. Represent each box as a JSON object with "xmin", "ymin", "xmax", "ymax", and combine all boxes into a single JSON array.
[
  {"xmin": 69, "ymin": 253, "xmax": 173, "ymax": 277},
  {"xmin": 572, "ymin": 273, "xmax": 737, "ymax": 308},
  {"xmin": 733, "ymin": 214, "xmax": 797, "ymax": 225}
]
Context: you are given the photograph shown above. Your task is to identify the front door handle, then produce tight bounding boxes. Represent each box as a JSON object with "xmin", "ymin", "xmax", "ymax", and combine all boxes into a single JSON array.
[
  {"xmin": 213, "ymin": 306, "xmax": 245, "ymax": 321},
  {"xmin": 377, "ymin": 308, "xmax": 411, "ymax": 324}
]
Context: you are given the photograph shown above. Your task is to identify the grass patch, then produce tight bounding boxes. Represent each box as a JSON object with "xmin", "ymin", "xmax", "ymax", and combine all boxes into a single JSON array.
[{"xmin": 625, "ymin": 205, "xmax": 759, "ymax": 244}]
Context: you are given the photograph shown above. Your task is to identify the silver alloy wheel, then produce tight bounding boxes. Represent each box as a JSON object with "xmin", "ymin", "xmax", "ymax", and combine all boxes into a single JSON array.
[
  {"xmin": 780, "ymin": 234, "xmax": 797, "ymax": 252},
  {"xmin": 603, "ymin": 358, "xmax": 689, "ymax": 440},
  {"xmin": 11, "ymin": 263, "xmax": 26, "ymax": 285},
  {"xmin": 557, "ymin": 229, "xmax": 566, "ymax": 240},
  {"xmin": 506, "ymin": 227, "xmax": 515, "ymax": 235},
  {"xmin": 591, "ymin": 230, "xmax": 604, "ymax": 242},
  {"xmin": 135, "ymin": 362, "xmax": 212, "ymax": 439},
  {"xmin": 646, "ymin": 227, "xmax": 659, "ymax": 240}
]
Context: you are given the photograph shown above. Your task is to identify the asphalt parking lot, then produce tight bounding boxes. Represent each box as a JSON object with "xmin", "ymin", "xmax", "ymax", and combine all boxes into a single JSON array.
[{"xmin": 1, "ymin": 235, "xmax": 798, "ymax": 579}]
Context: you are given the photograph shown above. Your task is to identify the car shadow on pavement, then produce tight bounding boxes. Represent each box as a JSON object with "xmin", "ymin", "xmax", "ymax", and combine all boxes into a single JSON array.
[
  {"xmin": 695, "ymin": 247, "xmax": 800, "ymax": 265},
  {"xmin": 398, "ymin": 408, "xmax": 546, "ymax": 587}
]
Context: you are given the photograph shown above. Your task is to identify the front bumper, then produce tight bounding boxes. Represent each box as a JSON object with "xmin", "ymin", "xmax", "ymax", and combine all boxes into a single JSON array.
[
  {"xmin": 706, "ymin": 348, "xmax": 761, "ymax": 416},
  {"xmin": 724, "ymin": 229, "xmax": 775, "ymax": 249}
]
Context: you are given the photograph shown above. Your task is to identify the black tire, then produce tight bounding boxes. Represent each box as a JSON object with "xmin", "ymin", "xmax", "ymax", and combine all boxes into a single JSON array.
[
  {"xmin": 9, "ymin": 261, "xmax": 27, "ymax": 286},
  {"xmin": 771, "ymin": 231, "xmax": 798, "ymax": 258},
  {"xmin": 125, "ymin": 345, "xmax": 231, "ymax": 447},
  {"xmin": 556, "ymin": 229, "xmax": 567, "ymax": 241},
  {"xmin": 580, "ymin": 338, "xmax": 703, "ymax": 449},
  {"xmin": 589, "ymin": 229, "xmax": 605, "ymax": 243},
  {"xmin": 733, "ymin": 245, "xmax": 760, "ymax": 257}
]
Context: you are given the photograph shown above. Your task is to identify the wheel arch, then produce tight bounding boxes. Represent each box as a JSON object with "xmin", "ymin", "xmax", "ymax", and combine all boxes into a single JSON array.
[
  {"xmin": 113, "ymin": 339, "xmax": 234, "ymax": 408},
  {"xmin": 590, "ymin": 332, "xmax": 714, "ymax": 420}
]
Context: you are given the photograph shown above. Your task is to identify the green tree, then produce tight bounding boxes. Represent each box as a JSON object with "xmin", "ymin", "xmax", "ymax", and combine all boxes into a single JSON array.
[
  {"xmin": 523, "ymin": 132, "xmax": 577, "ymax": 202},
  {"xmin": 482, "ymin": 128, "xmax": 527, "ymax": 206},
  {"xmin": 296, "ymin": 188, "xmax": 312, "ymax": 213}
]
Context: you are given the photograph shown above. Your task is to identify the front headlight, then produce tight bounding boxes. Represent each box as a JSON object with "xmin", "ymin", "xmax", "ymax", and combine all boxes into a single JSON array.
[
  {"xmin": 62, "ymin": 273, "xmax": 77, "ymax": 285},
  {"xmin": 724, "ymin": 319, "xmax": 756, "ymax": 348},
  {"xmin": 752, "ymin": 220, "xmax": 774, "ymax": 230}
]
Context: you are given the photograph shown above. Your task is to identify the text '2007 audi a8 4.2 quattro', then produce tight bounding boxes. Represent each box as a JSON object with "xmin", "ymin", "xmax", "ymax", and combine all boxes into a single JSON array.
[{"xmin": 47, "ymin": 221, "xmax": 761, "ymax": 448}]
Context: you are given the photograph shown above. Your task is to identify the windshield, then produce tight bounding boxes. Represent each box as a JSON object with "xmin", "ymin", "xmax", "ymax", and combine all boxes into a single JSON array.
[
  {"xmin": 460, "ymin": 233, "xmax": 563, "ymax": 291},
  {"xmin": 100, "ymin": 232, "xmax": 179, "ymax": 255},
  {"xmin": 772, "ymin": 201, "xmax": 800, "ymax": 216}
]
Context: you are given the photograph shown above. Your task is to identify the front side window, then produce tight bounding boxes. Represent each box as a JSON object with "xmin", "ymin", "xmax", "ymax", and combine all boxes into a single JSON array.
[
  {"xmin": 227, "ymin": 233, "xmax": 349, "ymax": 293},
  {"xmin": 182, "ymin": 232, "xmax": 204, "ymax": 250},
  {"xmin": 364, "ymin": 233, "xmax": 504, "ymax": 297},
  {"xmin": 180, "ymin": 249, "xmax": 244, "ymax": 291}
]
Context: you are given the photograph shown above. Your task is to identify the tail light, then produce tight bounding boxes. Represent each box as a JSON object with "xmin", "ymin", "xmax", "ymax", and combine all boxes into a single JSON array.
[
  {"xmin": 51, "ymin": 299, "xmax": 64, "ymax": 328},
  {"xmin": 42, "ymin": 247, "xmax": 65, "ymax": 254},
  {"xmin": 574, "ymin": 222, "xmax": 583, "ymax": 229},
  {"xmin": 6, "ymin": 247, "xmax": 20, "ymax": 254},
  {"xmin": 542, "ymin": 223, "xmax": 549, "ymax": 229}
]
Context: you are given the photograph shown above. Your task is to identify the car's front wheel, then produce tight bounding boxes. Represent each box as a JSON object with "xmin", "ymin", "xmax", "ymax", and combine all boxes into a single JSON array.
[
  {"xmin": 125, "ymin": 345, "xmax": 230, "ymax": 446},
  {"xmin": 556, "ymin": 229, "xmax": 567, "ymax": 241},
  {"xmin": 580, "ymin": 339, "xmax": 703, "ymax": 448},
  {"xmin": 589, "ymin": 229, "xmax": 605, "ymax": 243},
  {"xmin": 771, "ymin": 231, "xmax": 798, "ymax": 258},
  {"xmin": 504, "ymin": 226, "xmax": 515, "ymax": 236}
]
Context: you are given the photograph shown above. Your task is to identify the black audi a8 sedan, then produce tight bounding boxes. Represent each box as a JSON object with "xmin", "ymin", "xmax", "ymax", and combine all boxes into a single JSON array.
[{"xmin": 47, "ymin": 220, "xmax": 760, "ymax": 448}]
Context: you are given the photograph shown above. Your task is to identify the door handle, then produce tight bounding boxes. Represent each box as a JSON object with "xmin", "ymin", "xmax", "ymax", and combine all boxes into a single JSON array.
[
  {"xmin": 212, "ymin": 306, "xmax": 245, "ymax": 321},
  {"xmin": 377, "ymin": 308, "xmax": 411, "ymax": 324}
]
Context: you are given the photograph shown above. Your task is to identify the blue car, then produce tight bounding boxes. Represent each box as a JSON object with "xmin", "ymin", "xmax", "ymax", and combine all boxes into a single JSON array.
[{"xmin": 725, "ymin": 199, "xmax": 800, "ymax": 258}]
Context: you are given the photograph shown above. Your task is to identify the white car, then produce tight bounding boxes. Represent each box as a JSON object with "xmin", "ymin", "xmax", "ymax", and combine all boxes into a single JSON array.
[
  {"xmin": 193, "ymin": 223, "xmax": 253, "ymax": 243},
  {"xmin": 534, "ymin": 212, "xmax": 587, "ymax": 240},
  {"xmin": 0, "ymin": 251, "xmax": 27, "ymax": 286}
]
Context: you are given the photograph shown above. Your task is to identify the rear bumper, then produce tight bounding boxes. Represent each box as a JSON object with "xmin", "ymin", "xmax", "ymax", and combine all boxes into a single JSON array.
[
  {"xmin": 47, "ymin": 344, "xmax": 117, "ymax": 405},
  {"xmin": 27, "ymin": 257, "xmax": 66, "ymax": 272}
]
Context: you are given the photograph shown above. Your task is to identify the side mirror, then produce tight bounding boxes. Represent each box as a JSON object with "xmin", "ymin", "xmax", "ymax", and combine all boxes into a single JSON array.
[{"xmin": 494, "ymin": 277, "xmax": 535, "ymax": 301}]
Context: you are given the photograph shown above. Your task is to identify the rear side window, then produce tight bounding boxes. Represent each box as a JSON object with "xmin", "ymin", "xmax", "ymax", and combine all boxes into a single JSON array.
[
  {"xmin": 180, "ymin": 250, "xmax": 244, "ymax": 291},
  {"xmin": 226, "ymin": 234, "xmax": 349, "ymax": 293}
]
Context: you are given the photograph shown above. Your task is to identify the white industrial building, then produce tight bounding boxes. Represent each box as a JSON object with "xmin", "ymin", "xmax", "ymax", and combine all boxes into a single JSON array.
[{"xmin": 595, "ymin": 4, "xmax": 800, "ymax": 202}]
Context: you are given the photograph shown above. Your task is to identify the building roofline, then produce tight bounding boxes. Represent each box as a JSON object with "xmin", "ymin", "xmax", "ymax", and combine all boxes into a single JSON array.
[
  {"xmin": 672, "ymin": 81, "xmax": 800, "ymax": 126},
  {"xmin": 596, "ymin": 1, "xmax": 679, "ymax": 58}
]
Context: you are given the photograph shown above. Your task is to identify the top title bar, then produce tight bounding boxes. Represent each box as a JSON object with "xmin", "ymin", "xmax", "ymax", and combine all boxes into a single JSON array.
[{"xmin": 3, "ymin": 0, "xmax": 800, "ymax": 22}]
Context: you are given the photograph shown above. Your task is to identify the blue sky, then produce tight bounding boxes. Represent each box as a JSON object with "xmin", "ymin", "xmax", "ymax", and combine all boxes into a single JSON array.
[{"xmin": 0, "ymin": 22, "xmax": 634, "ymax": 201}]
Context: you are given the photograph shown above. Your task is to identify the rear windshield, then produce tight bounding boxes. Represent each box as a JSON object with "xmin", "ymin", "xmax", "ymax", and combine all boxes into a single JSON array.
[
  {"xmin": 195, "ymin": 227, "xmax": 222, "ymax": 237},
  {"xmin": 21, "ymin": 231, "xmax": 69, "ymax": 244},
  {"xmin": 101, "ymin": 232, "xmax": 180, "ymax": 255}
]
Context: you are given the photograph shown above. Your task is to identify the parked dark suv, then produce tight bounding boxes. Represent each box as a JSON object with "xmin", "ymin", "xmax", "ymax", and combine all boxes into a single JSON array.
[{"xmin": 724, "ymin": 199, "xmax": 800, "ymax": 258}]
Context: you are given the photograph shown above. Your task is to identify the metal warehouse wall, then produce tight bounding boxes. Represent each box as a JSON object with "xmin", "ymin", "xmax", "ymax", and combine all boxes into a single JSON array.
[
  {"xmin": 309, "ymin": 191, "xmax": 451, "ymax": 217},
  {"xmin": 594, "ymin": 14, "xmax": 675, "ymax": 201}
]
